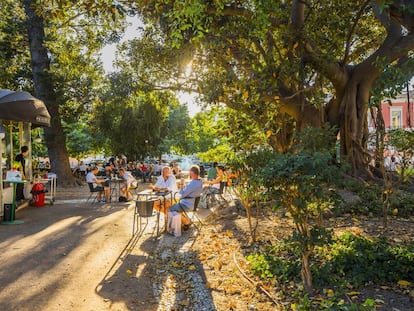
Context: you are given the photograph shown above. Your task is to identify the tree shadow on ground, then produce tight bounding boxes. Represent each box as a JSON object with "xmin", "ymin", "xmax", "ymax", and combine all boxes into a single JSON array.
[
  {"xmin": 96, "ymin": 229, "xmax": 159, "ymax": 310},
  {"xmin": 0, "ymin": 193, "xmax": 134, "ymax": 311}
]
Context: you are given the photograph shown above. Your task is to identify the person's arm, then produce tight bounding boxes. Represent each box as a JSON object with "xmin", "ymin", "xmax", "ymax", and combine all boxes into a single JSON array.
[
  {"xmin": 207, "ymin": 173, "xmax": 222, "ymax": 185},
  {"xmin": 179, "ymin": 180, "xmax": 200, "ymax": 198},
  {"xmin": 152, "ymin": 176, "xmax": 165, "ymax": 191}
]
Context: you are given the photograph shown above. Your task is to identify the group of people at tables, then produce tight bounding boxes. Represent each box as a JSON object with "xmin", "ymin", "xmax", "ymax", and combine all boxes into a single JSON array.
[
  {"xmin": 149, "ymin": 163, "xmax": 234, "ymax": 230},
  {"xmin": 86, "ymin": 161, "xmax": 236, "ymax": 233},
  {"xmin": 86, "ymin": 166, "xmax": 138, "ymax": 203}
]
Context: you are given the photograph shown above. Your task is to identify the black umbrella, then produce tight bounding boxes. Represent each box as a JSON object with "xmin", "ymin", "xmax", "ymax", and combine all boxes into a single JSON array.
[{"xmin": 0, "ymin": 89, "xmax": 50, "ymax": 127}]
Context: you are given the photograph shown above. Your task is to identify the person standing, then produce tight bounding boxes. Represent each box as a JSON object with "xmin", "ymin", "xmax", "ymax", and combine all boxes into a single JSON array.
[{"xmin": 14, "ymin": 146, "xmax": 28, "ymax": 201}]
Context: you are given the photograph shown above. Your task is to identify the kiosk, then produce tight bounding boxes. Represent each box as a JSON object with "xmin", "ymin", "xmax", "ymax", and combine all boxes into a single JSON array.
[{"xmin": 0, "ymin": 90, "xmax": 51, "ymax": 223}]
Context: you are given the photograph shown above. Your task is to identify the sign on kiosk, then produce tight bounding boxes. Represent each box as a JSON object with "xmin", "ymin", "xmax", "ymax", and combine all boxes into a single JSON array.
[{"xmin": 6, "ymin": 170, "xmax": 22, "ymax": 182}]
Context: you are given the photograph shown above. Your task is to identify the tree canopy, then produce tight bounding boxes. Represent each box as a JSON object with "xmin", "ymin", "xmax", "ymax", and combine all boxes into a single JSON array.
[{"xmin": 127, "ymin": 0, "xmax": 414, "ymax": 176}]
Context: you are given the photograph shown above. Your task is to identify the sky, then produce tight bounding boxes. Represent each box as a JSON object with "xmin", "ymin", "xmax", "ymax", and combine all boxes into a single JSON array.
[{"xmin": 100, "ymin": 17, "xmax": 201, "ymax": 117}]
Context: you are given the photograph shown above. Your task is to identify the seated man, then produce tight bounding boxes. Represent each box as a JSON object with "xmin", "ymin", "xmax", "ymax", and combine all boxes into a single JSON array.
[
  {"xmin": 152, "ymin": 166, "xmax": 178, "ymax": 213},
  {"xmin": 86, "ymin": 167, "xmax": 110, "ymax": 203},
  {"xmin": 170, "ymin": 165, "xmax": 203, "ymax": 229},
  {"xmin": 118, "ymin": 168, "xmax": 138, "ymax": 201}
]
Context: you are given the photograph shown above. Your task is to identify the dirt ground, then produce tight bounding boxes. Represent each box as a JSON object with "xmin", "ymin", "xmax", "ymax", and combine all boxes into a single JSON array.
[
  {"xmin": 0, "ymin": 185, "xmax": 159, "ymax": 311},
  {"xmin": 1, "ymin": 184, "xmax": 414, "ymax": 311}
]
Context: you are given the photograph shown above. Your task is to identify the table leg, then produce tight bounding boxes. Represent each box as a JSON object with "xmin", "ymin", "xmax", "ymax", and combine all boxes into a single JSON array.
[{"xmin": 164, "ymin": 195, "xmax": 168, "ymax": 232}]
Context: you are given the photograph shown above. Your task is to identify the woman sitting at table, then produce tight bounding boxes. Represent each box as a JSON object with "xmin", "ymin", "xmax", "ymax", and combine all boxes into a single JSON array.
[
  {"xmin": 86, "ymin": 167, "xmax": 110, "ymax": 203},
  {"xmin": 203, "ymin": 165, "xmax": 224, "ymax": 194},
  {"xmin": 118, "ymin": 168, "xmax": 138, "ymax": 201},
  {"xmin": 151, "ymin": 166, "xmax": 178, "ymax": 213}
]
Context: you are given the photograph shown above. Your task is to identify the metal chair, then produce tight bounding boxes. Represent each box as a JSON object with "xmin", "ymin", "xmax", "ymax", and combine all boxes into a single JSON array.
[
  {"xmin": 174, "ymin": 194, "xmax": 203, "ymax": 230},
  {"xmin": 226, "ymin": 178, "xmax": 239, "ymax": 200},
  {"xmin": 205, "ymin": 181, "xmax": 227, "ymax": 209},
  {"xmin": 132, "ymin": 197, "xmax": 160, "ymax": 236},
  {"xmin": 86, "ymin": 183, "xmax": 101, "ymax": 204}
]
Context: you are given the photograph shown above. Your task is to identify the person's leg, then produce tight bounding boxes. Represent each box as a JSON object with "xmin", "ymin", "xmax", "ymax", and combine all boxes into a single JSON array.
[
  {"xmin": 95, "ymin": 186, "xmax": 104, "ymax": 201},
  {"xmin": 170, "ymin": 202, "xmax": 192, "ymax": 226},
  {"xmin": 97, "ymin": 191, "xmax": 102, "ymax": 201},
  {"xmin": 169, "ymin": 202, "xmax": 180, "ymax": 212},
  {"xmin": 120, "ymin": 185, "xmax": 127, "ymax": 197},
  {"xmin": 16, "ymin": 183, "xmax": 24, "ymax": 201},
  {"xmin": 154, "ymin": 199, "xmax": 172, "ymax": 214},
  {"xmin": 104, "ymin": 186, "xmax": 110, "ymax": 202}
]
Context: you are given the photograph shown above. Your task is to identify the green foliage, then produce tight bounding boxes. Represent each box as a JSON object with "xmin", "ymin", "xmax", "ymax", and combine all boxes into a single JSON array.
[
  {"xmin": 387, "ymin": 128, "xmax": 414, "ymax": 183},
  {"xmin": 0, "ymin": 1, "xmax": 32, "ymax": 90},
  {"xmin": 315, "ymin": 233, "xmax": 414, "ymax": 287},
  {"xmin": 248, "ymin": 232, "xmax": 413, "ymax": 309},
  {"xmin": 239, "ymin": 127, "xmax": 343, "ymax": 291},
  {"xmin": 247, "ymin": 243, "xmax": 301, "ymax": 283},
  {"xmin": 64, "ymin": 117, "xmax": 97, "ymax": 158},
  {"xmin": 336, "ymin": 181, "xmax": 414, "ymax": 217},
  {"xmin": 389, "ymin": 190, "xmax": 414, "ymax": 216},
  {"xmin": 255, "ymin": 127, "xmax": 342, "ymax": 220},
  {"xmin": 94, "ymin": 88, "xmax": 176, "ymax": 159},
  {"xmin": 291, "ymin": 295, "xmax": 376, "ymax": 311},
  {"xmin": 188, "ymin": 108, "xmax": 222, "ymax": 154}
]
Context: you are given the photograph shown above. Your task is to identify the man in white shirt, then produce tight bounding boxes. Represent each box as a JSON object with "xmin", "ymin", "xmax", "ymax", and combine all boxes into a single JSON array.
[
  {"xmin": 86, "ymin": 167, "xmax": 110, "ymax": 203},
  {"xmin": 153, "ymin": 166, "xmax": 178, "ymax": 193},
  {"xmin": 152, "ymin": 166, "xmax": 178, "ymax": 213}
]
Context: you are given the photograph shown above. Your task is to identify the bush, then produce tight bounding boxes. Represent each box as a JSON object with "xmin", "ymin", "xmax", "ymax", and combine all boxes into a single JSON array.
[
  {"xmin": 335, "ymin": 182, "xmax": 414, "ymax": 217},
  {"xmin": 247, "ymin": 233, "xmax": 414, "ymax": 308},
  {"xmin": 314, "ymin": 233, "xmax": 414, "ymax": 287}
]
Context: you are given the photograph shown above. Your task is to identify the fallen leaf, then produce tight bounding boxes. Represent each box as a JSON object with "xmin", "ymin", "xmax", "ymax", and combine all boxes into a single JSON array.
[
  {"xmin": 224, "ymin": 230, "xmax": 233, "ymax": 237},
  {"xmin": 179, "ymin": 299, "xmax": 190, "ymax": 306},
  {"xmin": 227, "ymin": 300, "xmax": 237, "ymax": 309},
  {"xmin": 397, "ymin": 280, "xmax": 411, "ymax": 286}
]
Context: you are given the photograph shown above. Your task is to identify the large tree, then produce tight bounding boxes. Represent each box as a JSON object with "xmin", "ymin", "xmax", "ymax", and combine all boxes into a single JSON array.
[
  {"xmin": 130, "ymin": 0, "xmax": 414, "ymax": 177},
  {"xmin": 6, "ymin": 0, "xmax": 126, "ymax": 185}
]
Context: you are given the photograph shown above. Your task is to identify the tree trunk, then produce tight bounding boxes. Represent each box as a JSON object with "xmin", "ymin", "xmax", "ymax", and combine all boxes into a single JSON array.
[
  {"xmin": 328, "ymin": 66, "xmax": 375, "ymax": 178},
  {"xmin": 301, "ymin": 251, "xmax": 313, "ymax": 294},
  {"xmin": 23, "ymin": 0, "xmax": 76, "ymax": 186}
]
